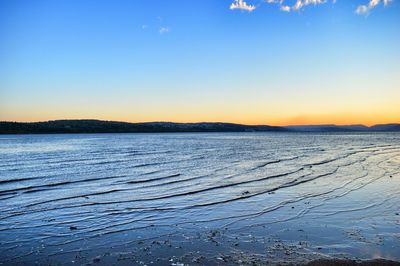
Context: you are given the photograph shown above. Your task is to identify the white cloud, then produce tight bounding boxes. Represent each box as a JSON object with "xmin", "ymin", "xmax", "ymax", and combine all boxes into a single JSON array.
[
  {"xmin": 159, "ymin": 27, "xmax": 170, "ymax": 34},
  {"xmin": 231, "ymin": 0, "xmax": 394, "ymax": 14},
  {"xmin": 356, "ymin": 0, "xmax": 392, "ymax": 14},
  {"xmin": 230, "ymin": 0, "xmax": 256, "ymax": 12},
  {"xmin": 260, "ymin": 0, "xmax": 333, "ymax": 12},
  {"xmin": 292, "ymin": 0, "xmax": 328, "ymax": 11}
]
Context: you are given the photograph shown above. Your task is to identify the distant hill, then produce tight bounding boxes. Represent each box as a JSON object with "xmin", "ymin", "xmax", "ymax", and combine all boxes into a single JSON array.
[
  {"xmin": 0, "ymin": 120, "xmax": 287, "ymax": 134},
  {"xmin": 369, "ymin": 124, "xmax": 400, "ymax": 131},
  {"xmin": 0, "ymin": 120, "xmax": 399, "ymax": 134},
  {"xmin": 285, "ymin": 124, "xmax": 400, "ymax": 132}
]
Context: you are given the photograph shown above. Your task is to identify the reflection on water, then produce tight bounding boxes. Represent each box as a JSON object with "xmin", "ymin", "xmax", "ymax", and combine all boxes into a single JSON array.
[{"xmin": 0, "ymin": 133, "xmax": 399, "ymax": 264}]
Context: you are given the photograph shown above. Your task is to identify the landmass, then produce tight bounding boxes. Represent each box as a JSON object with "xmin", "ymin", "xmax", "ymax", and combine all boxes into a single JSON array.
[{"xmin": 0, "ymin": 120, "xmax": 399, "ymax": 134}]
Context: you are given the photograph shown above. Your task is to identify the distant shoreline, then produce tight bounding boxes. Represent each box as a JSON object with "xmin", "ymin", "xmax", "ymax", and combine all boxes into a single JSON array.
[{"xmin": 1, "ymin": 120, "xmax": 399, "ymax": 134}]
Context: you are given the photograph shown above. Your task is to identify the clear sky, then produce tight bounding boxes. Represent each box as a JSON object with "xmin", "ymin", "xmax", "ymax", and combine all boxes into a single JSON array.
[{"xmin": 1, "ymin": 0, "xmax": 399, "ymax": 125}]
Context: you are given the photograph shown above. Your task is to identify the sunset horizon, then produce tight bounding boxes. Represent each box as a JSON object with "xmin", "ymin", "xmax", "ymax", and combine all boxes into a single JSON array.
[{"xmin": 2, "ymin": 116, "xmax": 400, "ymax": 127}]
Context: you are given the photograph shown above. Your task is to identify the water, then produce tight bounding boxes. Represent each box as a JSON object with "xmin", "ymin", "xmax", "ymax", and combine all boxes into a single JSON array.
[{"xmin": 0, "ymin": 133, "xmax": 399, "ymax": 265}]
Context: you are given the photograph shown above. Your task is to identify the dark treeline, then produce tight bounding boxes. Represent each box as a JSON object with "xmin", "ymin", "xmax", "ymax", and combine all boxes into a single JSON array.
[
  {"xmin": 0, "ymin": 120, "xmax": 287, "ymax": 134},
  {"xmin": 0, "ymin": 120, "xmax": 399, "ymax": 134}
]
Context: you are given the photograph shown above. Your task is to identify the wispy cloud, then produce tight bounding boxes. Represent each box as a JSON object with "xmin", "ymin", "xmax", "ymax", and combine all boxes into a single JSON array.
[
  {"xmin": 230, "ymin": 0, "xmax": 256, "ymax": 12},
  {"xmin": 142, "ymin": 17, "xmax": 171, "ymax": 35},
  {"xmin": 264, "ymin": 0, "xmax": 333, "ymax": 12},
  {"xmin": 159, "ymin": 27, "xmax": 170, "ymax": 34},
  {"xmin": 280, "ymin": 5, "xmax": 291, "ymax": 11},
  {"xmin": 293, "ymin": 0, "xmax": 328, "ymax": 11},
  {"xmin": 356, "ymin": 0, "xmax": 392, "ymax": 14},
  {"xmin": 230, "ymin": 0, "xmax": 393, "ymax": 14}
]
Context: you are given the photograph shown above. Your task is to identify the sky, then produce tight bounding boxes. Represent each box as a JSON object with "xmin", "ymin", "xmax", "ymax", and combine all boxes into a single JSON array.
[{"xmin": 0, "ymin": 0, "xmax": 399, "ymax": 126}]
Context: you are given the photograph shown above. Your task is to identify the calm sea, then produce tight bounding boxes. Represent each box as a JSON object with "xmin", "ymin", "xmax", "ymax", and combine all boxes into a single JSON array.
[{"xmin": 1, "ymin": 133, "xmax": 399, "ymax": 264}]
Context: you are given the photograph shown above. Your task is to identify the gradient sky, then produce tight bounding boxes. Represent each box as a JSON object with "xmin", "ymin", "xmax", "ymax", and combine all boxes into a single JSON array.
[{"xmin": 0, "ymin": 0, "xmax": 399, "ymax": 125}]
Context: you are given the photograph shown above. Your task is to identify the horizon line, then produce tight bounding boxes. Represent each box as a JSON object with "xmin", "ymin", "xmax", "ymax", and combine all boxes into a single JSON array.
[{"xmin": 1, "ymin": 119, "xmax": 399, "ymax": 128}]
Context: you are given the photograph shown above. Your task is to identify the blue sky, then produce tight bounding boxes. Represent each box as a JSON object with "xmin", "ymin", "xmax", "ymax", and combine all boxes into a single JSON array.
[{"xmin": 0, "ymin": 0, "xmax": 399, "ymax": 125}]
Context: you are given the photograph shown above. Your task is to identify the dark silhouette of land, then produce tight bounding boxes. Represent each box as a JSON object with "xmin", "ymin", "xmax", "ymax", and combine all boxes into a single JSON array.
[
  {"xmin": 0, "ymin": 120, "xmax": 286, "ymax": 134},
  {"xmin": 286, "ymin": 124, "xmax": 400, "ymax": 132},
  {"xmin": 0, "ymin": 120, "xmax": 399, "ymax": 134}
]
